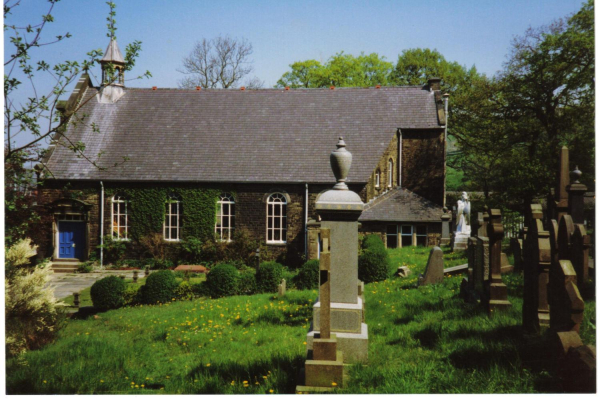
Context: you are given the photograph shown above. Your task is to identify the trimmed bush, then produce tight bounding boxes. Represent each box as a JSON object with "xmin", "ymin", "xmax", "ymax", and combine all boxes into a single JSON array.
[
  {"xmin": 255, "ymin": 261, "xmax": 284, "ymax": 293},
  {"xmin": 358, "ymin": 248, "xmax": 389, "ymax": 283},
  {"xmin": 90, "ymin": 276, "xmax": 126, "ymax": 310},
  {"xmin": 123, "ymin": 285, "xmax": 141, "ymax": 306},
  {"xmin": 362, "ymin": 234, "xmax": 385, "ymax": 251},
  {"xmin": 237, "ymin": 272, "xmax": 257, "ymax": 295},
  {"xmin": 141, "ymin": 270, "xmax": 179, "ymax": 304},
  {"xmin": 294, "ymin": 259, "xmax": 320, "ymax": 290},
  {"xmin": 175, "ymin": 281, "xmax": 195, "ymax": 301},
  {"xmin": 205, "ymin": 263, "xmax": 239, "ymax": 298}
]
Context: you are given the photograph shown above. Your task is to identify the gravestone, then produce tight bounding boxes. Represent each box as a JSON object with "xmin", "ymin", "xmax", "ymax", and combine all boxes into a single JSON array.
[
  {"xmin": 301, "ymin": 228, "xmax": 345, "ymax": 390},
  {"xmin": 278, "ymin": 279, "xmax": 286, "ymax": 297},
  {"xmin": 523, "ymin": 204, "xmax": 551, "ymax": 333},
  {"xmin": 305, "ymin": 137, "xmax": 368, "ymax": 364},
  {"xmin": 500, "ymin": 253, "xmax": 513, "ymax": 274},
  {"xmin": 550, "ymin": 215, "xmax": 585, "ymax": 333},
  {"xmin": 548, "ymin": 146, "xmax": 570, "ymax": 223},
  {"xmin": 510, "ymin": 238, "xmax": 524, "ymax": 271},
  {"xmin": 567, "ymin": 166, "xmax": 587, "ymax": 225},
  {"xmin": 487, "ymin": 209, "xmax": 511, "ymax": 310},
  {"xmin": 440, "ymin": 210, "xmax": 451, "ymax": 246},
  {"xmin": 418, "ymin": 246, "xmax": 444, "ymax": 286},
  {"xmin": 571, "ymin": 224, "xmax": 590, "ymax": 292}
]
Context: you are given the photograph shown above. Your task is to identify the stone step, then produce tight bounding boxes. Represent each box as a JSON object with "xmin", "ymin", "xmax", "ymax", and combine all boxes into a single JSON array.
[{"xmin": 51, "ymin": 260, "xmax": 81, "ymax": 273}]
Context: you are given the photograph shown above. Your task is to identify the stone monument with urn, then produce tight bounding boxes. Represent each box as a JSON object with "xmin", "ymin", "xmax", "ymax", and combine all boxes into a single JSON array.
[{"xmin": 297, "ymin": 137, "xmax": 369, "ymax": 392}]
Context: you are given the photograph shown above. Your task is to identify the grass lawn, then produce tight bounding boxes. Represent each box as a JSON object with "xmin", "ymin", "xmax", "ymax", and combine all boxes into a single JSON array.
[{"xmin": 7, "ymin": 247, "xmax": 595, "ymax": 394}]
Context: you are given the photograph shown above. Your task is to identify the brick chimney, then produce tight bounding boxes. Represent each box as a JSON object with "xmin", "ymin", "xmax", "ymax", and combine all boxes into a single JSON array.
[{"xmin": 428, "ymin": 77, "xmax": 441, "ymax": 91}]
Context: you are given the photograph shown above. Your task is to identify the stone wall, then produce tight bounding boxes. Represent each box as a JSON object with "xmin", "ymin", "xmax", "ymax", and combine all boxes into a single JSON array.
[
  {"xmin": 365, "ymin": 132, "xmax": 399, "ymax": 201},
  {"xmin": 401, "ymin": 129, "xmax": 445, "ymax": 206},
  {"xmin": 38, "ymin": 180, "xmax": 367, "ymax": 266}
]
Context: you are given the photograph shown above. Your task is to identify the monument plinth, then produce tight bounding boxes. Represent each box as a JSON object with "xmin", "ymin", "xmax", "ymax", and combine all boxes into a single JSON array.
[{"xmin": 298, "ymin": 137, "xmax": 369, "ymax": 393}]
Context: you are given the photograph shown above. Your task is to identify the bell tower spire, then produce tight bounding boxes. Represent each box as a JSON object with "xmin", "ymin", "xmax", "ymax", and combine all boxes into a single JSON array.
[
  {"xmin": 98, "ymin": 38, "xmax": 126, "ymax": 103},
  {"xmin": 100, "ymin": 38, "xmax": 125, "ymax": 86}
]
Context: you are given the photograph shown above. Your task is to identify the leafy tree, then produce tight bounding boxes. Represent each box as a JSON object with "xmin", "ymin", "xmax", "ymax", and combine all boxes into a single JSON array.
[
  {"xmin": 276, "ymin": 60, "xmax": 325, "ymax": 88},
  {"xmin": 4, "ymin": 0, "xmax": 150, "ymax": 244},
  {"xmin": 276, "ymin": 52, "xmax": 393, "ymax": 88},
  {"xmin": 177, "ymin": 35, "xmax": 263, "ymax": 89},
  {"xmin": 452, "ymin": 0, "xmax": 594, "ymax": 211}
]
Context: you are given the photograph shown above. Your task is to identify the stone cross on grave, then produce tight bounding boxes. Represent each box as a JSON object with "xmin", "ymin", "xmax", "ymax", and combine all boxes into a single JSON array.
[{"xmin": 487, "ymin": 209, "xmax": 511, "ymax": 310}]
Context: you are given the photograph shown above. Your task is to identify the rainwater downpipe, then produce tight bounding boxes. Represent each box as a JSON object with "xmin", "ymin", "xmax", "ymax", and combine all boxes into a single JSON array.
[
  {"xmin": 100, "ymin": 181, "xmax": 104, "ymax": 267},
  {"xmin": 304, "ymin": 183, "xmax": 309, "ymax": 259},
  {"xmin": 443, "ymin": 93, "xmax": 450, "ymax": 209}
]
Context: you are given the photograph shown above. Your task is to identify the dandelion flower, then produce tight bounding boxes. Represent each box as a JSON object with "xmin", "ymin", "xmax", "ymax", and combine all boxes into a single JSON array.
[
  {"xmin": 331, "ymin": 382, "xmax": 338, "ymax": 386},
  {"xmin": 269, "ymin": 389, "xmax": 274, "ymax": 393},
  {"xmin": 206, "ymin": 363, "xmax": 211, "ymax": 367}
]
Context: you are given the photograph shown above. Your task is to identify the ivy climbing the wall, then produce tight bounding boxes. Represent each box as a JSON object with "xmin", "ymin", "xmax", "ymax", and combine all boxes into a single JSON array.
[{"xmin": 105, "ymin": 187, "xmax": 222, "ymax": 241}]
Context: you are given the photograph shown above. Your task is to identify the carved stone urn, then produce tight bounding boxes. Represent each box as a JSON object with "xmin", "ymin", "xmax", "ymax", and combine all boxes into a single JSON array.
[{"xmin": 330, "ymin": 137, "xmax": 352, "ymax": 190}]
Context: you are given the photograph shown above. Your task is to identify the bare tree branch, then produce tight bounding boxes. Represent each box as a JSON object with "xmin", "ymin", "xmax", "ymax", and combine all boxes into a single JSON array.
[{"xmin": 177, "ymin": 35, "xmax": 257, "ymax": 89}]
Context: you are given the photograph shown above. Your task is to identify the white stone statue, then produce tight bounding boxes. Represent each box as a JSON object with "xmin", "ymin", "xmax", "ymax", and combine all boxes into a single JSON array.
[{"xmin": 456, "ymin": 191, "xmax": 471, "ymax": 235}]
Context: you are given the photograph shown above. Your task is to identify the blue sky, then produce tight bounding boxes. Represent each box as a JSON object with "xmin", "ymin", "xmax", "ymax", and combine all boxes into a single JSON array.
[{"xmin": 4, "ymin": 0, "xmax": 587, "ymax": 148}]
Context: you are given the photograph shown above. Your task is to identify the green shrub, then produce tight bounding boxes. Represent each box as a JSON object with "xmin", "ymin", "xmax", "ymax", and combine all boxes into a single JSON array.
[
  {"xmin": 205, "ymin": 263, "xmax": 239, "ymax": 298},
  {"xmin": 98, "ymin": 236, "xmax": 127, "ymax": 264},
  {"xmin": 117, "ymin": 259, "xmax": 145, "ymax": 269},
  {"xmin": 123, "ymin": 285, "xmax": 141, "ymax": 306},
  {"xmin": 180, "ymin": 237, "xmax": 203, "ymax": 264},
  {"xmin": 77, "ymin": 261, "xmax": 94, "ymax": 273},
  {"xmin": 237, "ymin": 272, "xmax": 257, "ymax": 295},
  {"xmin": 255, "ymin": 261, "xmax": 284, "ymax": 293},
  {"xmin": 149, "ymin": 258, "xmax": 174, "ymax": 270},
  {"xmin": 362, "ymin": 234, "xmax": 385, "ymax": 251},
  {"xmin": 141, "ymin": 270, "xmax": 179, "ymax": 304},
  {"xmin": 358, "ymin": 248, "xmax": 389, "ymax": 283},
  {"xmin": 282, "ymin": 268, "xmax": 297, "ymax": 289},
  {"xmin": 191, "ymin": 282, "xmax": 209, "ymax": 297},
  {"xmin": 90, "ymin": 276, "xmax": 126, "ymax": 310},
  {"xmin": 175, "ymin": 281, "xmax": 195, "ymax": 301},
  {"xmin": 5, "ymin": 262, "xmax": 64, "ymax": 357},
  {"xmin": 294, "ymin": 259, "xmax": 320, "ymax": 290}
]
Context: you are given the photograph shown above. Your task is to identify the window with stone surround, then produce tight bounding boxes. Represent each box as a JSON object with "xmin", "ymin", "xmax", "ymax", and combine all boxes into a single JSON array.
[
  {"xmin": 401, "ymin": 225, "xmax": 413, "ymax": 247},
  {"xmin": 416, "ymin": 225, "xmax": 428, "ymax": 246},
  {"xmin": 266, "ymin": 193, "xmax": 287, "ymax": 244},
  {"xmin": 375, "ymin": 170, "xmax": 380, "ymax": 188},
  {"xmin": 164, "ymin": 194, "xmax": 182, "ymax": 241},
  {"xmin": 111, "ymin": 194, "xmax": 129, "ymax": 240},
  {"xmin": 215, "ymin": 193, "xmax": 235, "ymax": 242},
  {"xmin": 388, "ymin": 159, "xmax": 393, "ymax": 187}
]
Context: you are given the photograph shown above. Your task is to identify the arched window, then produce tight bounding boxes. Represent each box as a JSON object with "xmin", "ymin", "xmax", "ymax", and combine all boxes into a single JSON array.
[
  {"xmin": 216, "ymin": 193, "xmax": 235, "ymax": 241},
  {"xmin": 375, "ymin": 170, "xmax": 380, "ymax": 188},
  {"xmin": 164, "ymin": 194, "xmax": 182, "ymax": 241},
  {"xmin": 266, "ymin": 193, "xmax": 287, "ymax": 243},
  {"xmin": 111, "ymin": 194, "xmax": 129, "ymax": 240},
  {"xmin": 388, "ymin": 159, "xmax": 393, "ymax": 188}
]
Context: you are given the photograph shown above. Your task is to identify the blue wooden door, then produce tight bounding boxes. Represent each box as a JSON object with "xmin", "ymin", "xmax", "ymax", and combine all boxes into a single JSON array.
[{"xmin": 58, "ymin": 222, "xmax": 85, "ymax": 259}]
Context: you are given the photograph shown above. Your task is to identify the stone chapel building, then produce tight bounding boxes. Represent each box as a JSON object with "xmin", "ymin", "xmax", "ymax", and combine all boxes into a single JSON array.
[{"xmin": 37, "ymin": 39, "xmax": 447, "ymax": 266}]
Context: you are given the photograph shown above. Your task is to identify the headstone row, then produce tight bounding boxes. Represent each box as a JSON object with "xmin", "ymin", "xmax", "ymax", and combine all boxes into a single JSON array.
[{"xmin": 462, "ymin": 209, "xmax": 511, "ymax": 311}]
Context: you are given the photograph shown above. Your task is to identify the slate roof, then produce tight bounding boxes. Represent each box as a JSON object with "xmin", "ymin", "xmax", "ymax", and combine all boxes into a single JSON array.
[
  {"xmin": 359, "ymin": 187, "xmax": 443, "ymax": 222},
  {"xmin": 45, "ymin": 84, "xmax": 442, "ymax": 183}
]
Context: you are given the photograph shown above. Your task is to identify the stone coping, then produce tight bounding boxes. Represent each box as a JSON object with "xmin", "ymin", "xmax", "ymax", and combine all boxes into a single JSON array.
[{"xmin": 313, "ymin": 297, "xmax": 363, "ymax": 310}]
